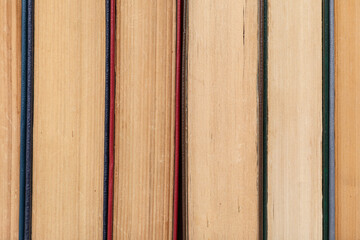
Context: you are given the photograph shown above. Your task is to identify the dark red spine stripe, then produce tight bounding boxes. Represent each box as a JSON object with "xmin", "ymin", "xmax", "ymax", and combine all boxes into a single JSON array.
[
  {"xmin": 107, "ymin": 0, "xmax": 116, "ymax": 239},
  {"xmin": 173, "ymin": 0, "xmax": 182, "ymax": 239}
]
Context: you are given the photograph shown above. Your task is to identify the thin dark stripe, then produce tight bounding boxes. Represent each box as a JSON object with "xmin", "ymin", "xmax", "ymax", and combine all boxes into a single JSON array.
[
  {"xmin": 258, "ymin": 1, "xmax": 266, "ymax": 239},
  {"xmin": 173, "ymin": 0, "xmax": 182, "ymax": 238},
  {"xmin": 24, "ymin": 0, "xmax": 34, "ymax": 239},
  {"xmin": 322, "ymin": 0, "xmax": 330, "ymax": 239},
  {"xmin": 181, "ymin": 0, "xmax": 189, "ymax": 238},
  {"xmin": 19, "ymin": 0, "xmax": 28, "ymax": 239},
  {"xmin": 103, "ymin": 0, "xmax": 110, "ymax": 239},
  {"xmin": 106, "ymin": 0, "xmax": 116, "ymax": 238}
]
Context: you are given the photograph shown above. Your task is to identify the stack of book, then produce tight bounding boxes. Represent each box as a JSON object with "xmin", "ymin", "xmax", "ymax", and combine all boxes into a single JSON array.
[{"xmin": 0, "ymin": 0, "xmax": 358, "ymax": 239}]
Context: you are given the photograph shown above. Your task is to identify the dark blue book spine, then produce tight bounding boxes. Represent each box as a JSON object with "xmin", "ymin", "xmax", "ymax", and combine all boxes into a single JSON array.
[
  {"xmin": 19, "ymin": 0, "xmax": 28, "ymax": 239},
  {"xmin": 24, "ymin": 0, "xmax": 34, "ymax": 239},
  {"xmin": 103, "ymin": 0, "xmax": 110, "ymax": 239}
]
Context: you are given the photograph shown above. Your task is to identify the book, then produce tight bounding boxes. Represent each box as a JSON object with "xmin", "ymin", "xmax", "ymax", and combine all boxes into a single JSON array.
[
  {"xmin": 266, "ymin": 0, "xmax": 323, "ymax": 239},
  {"xmin": 0, "ymin": 0, "xmax": 338, "ymax": 238},
  {"xmin": 31, "ymin": 1, "xmax": 105, "ymax": 238},
  {"xmin": 0, "ymin": 0, "xmax": 21, "ymax": 239},
  {"xmin": 335, "ymin": 1, "xmax": 360, "ymax": 238},
  {"xmin": 183, "ymin": 0, "xmax": 261, "ymax": 238},
  {"xmin": 111, "ymin": 0, "xmax": 176, "ymax": 239}
]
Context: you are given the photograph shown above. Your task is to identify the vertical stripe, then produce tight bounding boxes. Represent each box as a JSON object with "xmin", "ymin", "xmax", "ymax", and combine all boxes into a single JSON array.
[
  {"xmin": 103, "ymin": 0, "xmax": 110, "ymax": 239},
  {"xmin": 173, "ymin": 0, "xmax": 182, "ymax": 239},
  {"xmin": 107, "ymin": 0, "xmax": 116, "ymax": 239},
  {"xmin": 24, "ymin": 0, "xmax": 34, "ymax": 239},
  {"xmin": 181, "ymin": 0, "xmax": 189, "ymax": 238},
  {"xmin": 19, "ymin": 0, "xmax": 28, "ymax": 239}
]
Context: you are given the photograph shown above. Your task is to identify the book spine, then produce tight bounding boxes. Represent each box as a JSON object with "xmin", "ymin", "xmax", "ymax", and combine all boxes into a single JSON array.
[
  {"xmin": 107, "ymin": 0, "xmax": 116, "ymax": 239},
  {"xmin": 19, "ymin": 0, "xmax": 28, "ymax": 239},
  {"xmin": 173, "ymin": 0, "xmax": 182, "ymax": 239},
  {"xmin": 24, "ymin": 0, "xmax": 34, "ymax": 239},
  {"xmin": 103, "ymin": 0, "xmax": 110, "ymax": 239}
]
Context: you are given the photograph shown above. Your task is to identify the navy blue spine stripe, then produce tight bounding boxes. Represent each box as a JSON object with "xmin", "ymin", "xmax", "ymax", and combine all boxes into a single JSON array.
[
  {"xmin": 103, "ymin": 0, "xmax": 110, "ymax": 239},
  {"xmin": 19, "ymin": 0, "xmax": 28, "ymax": 239},
  {"xmin": 24, "ymin": 0, "xmax": 34, "ymax": 239},
  {"xmin": 322, "ymin": 0, "xmax": 330, "ymax": 239}
]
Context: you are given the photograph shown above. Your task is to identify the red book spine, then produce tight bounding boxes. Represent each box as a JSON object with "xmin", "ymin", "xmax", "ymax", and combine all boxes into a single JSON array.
[{"xmin": 173, "ymin": 0, "xmax": 182, "ymax": 239}]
